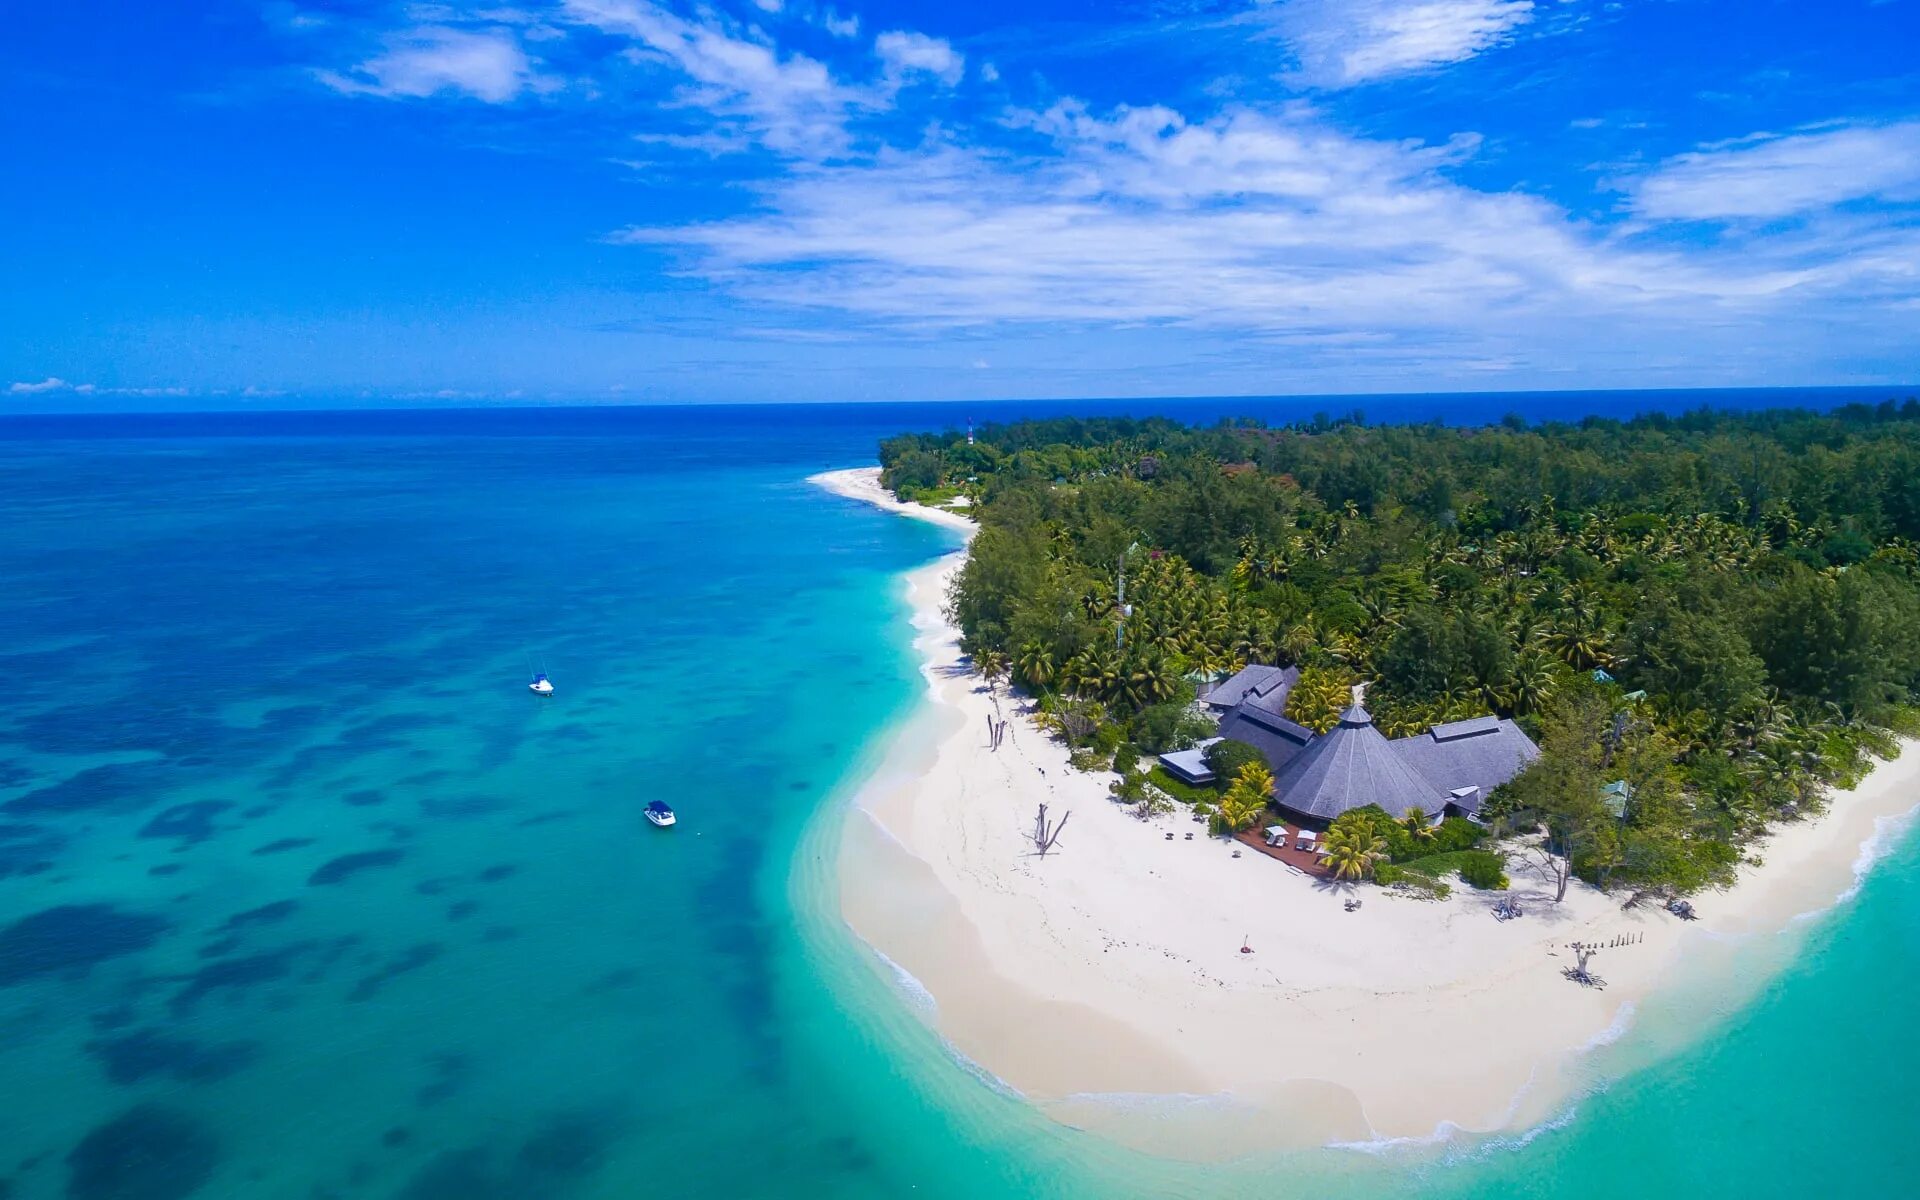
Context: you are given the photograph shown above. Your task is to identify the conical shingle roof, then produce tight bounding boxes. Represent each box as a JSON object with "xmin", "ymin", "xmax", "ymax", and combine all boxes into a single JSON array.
[{"xmin": 1269, "ymin": 700, "xmax": 1446, "ymax": 822}]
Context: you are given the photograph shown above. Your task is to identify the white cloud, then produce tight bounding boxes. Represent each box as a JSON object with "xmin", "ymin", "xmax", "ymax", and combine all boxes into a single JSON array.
[
  {"xmin": 612, "ymin": 102, "xmax": 1718, "ymax": 335},
  {"xmin": 874, "ymin": 30, "xmax": 965, "ymax": 88},
  {"xmin": 979, "ymin": 62, "xmax": 1000, "ymax": 83},
  {"xmin": 8, "ymin": 377, "xmax": 72, "ymax": 394},
  {"xmin": 562, "ymin": 0, "xmax": 863, "ymax": 156},
  {"xmin": 1630, "ymin": 121, "xmax": 1920, "ymax": 221},
  {"xmin": 1270, "ymin": 0, "xmax": 1535, "ymax": 86},
  {"xmin": 821, "ymin": 9, "xmax": 860, "ymax": 39},
  {"xmin": 608, "ymin": 94, "xmax": 1920, "ymax": 382},
  {"xmin": 316, "ymin": 25, "xmax": 552, "ymax": 103},
  {"xmin": 6, "ymin": 378, "xmax": 193, "ymax": 398}
]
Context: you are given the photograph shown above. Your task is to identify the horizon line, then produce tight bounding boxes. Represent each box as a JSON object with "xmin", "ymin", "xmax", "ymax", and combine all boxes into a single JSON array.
[{"xmin": 5, "ymin": 381, "xmax": 1920, "ymax": 421}]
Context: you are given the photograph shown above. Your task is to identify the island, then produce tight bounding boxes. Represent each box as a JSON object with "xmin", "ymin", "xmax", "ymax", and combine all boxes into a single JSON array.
[{"xmin": 813, "ymin": 401, "xmax": 1920, "ymax": 1156}]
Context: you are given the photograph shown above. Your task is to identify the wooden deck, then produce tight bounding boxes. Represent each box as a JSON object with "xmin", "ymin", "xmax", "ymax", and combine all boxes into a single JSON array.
[{"xmin": 1231, "ymin": 827, "xmax": 1332, "ymax": 877}]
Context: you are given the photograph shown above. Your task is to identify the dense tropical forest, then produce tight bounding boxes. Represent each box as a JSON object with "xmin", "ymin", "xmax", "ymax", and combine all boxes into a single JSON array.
[{"xmin": 878, "ymin": 400, "xmax": 1920, "ymax": 899}]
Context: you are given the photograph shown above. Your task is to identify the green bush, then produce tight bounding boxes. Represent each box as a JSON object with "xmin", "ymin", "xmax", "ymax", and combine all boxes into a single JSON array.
[
  {"xmin": 1330, "ymin": 805, "xmax": 1484, "ymax": 861},
  {"xmin": 1431, "ymin": 817, "xmax": 1485, "ymax": 853},
  {"xmin": 1456, "ymin": 850, "xmax": 1509, "ymax": 890},
  {"xmin": 1129, "ymin": 702, "xmax": 1211, "ymax": 753},
  {"xmin": 1068, "ymin": 747, "xmax": 1110, "ymax": 772},
  {"xmin": 1376, "ymin": 864, "xmax": 1452, "ymax": 899},
  {"xmin": 1148, "ymin": 766, "xmax": 1218, "ymax": 807},
  {"xmin": 1204, "ymin": 739, "xmax": 1265, "ymax": 791},
  {"xmin": 1396, "ymin": 849, "xmax": 1509, "ymax": 890}
]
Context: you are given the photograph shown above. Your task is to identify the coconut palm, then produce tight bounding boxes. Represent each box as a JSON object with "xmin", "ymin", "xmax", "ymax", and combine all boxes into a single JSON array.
[
  {"xmin": 1115, "ymin": 650, "xmax": 1178, "ymax": 709},
  {"xmin": 1015, "ymin": 641, "xmax": 1055, "ymax": 690},
  {"xmin": 1319, "ymin": 821, "xmax": 1389, "ymax": 881},
  {"xmin": 976, "ymin": 649, "xmax": 1009, "ymax": 696},
  {"xmin": 1509, "ymin": 650, "xmax": 1560, "ymax": 714},
  {"xmin": 1546, "ymin": 615, "xmax": 1614, "ymax": 671},
  {"xmin": 1401, "ymin": 807, "xmax": 1437, "ymax": 844},
  {"xmin": 1279, "ymin": 619, "xmax": 1320, "ymax": 665},
  {"xmin": 1288, "ymin": 667, "xmax": 1355, "ymax": 733},
  {"xmin": 1218, "ymin": 762, "xmax": 1274, "ymax": 833}
]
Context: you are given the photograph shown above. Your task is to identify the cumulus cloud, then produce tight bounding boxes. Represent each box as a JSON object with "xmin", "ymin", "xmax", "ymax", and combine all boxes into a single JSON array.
[
  {"xmin": 316, "ymin": 25, "xmax": 553, "ymax": 102},
  {"xmin": 1630, "ymin": 120, "xmax": 1920, "ymax": 221},
  {"xmin": 874, "ymin": 30, "xmax": 965, "ymax": 88},
  {"xmin": 1271, "ymin": 0, "xmax": 1535, "ymax": 86}
]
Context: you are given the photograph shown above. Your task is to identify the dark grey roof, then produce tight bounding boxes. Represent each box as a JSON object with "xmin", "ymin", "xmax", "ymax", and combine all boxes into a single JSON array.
[
  {"xmin": 1392, "ymin": 718, "xmax": 1540, "ymax": 814},
  {"xmin": 1203, "ymin": 664, "xmax": 1297, "ymax": 709},
  {"xmin": 1216, "ymin": 703, "xmax": 1315, "ymax": 774},
  {"xmin": 1269, "ymin": 703, "xmax": 1445, "ymax": 822},
  {"xmin": 1158, "ymin": 739, "xmax": 1222, "ymax": 785},
  {"xmin": 1428, "ymin": 716, "xmax": 1502, "ymax": 741}
]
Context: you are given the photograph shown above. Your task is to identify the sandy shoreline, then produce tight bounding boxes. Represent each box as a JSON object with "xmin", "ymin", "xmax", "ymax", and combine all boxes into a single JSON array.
[{"xmin": 809, "ymin": 466, "xmax": 1920, "ymax": 1157}]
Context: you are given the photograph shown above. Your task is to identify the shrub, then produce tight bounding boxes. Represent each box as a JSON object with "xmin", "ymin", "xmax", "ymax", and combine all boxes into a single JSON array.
[
  {"xmin": 1129, "ymin": 702, "xmax": 1211, "ymax": 753},
  {"xmin": 1431, "ymin": 817, "xmax": 1485, "ymax": 853},
  {"xmin": 1376, "ymin": 864, "xmax": 1451, "ymax": 899},
  {"xmin": 1148, "ymin": 767, "xmax": 1216, "ymax": 807},
  {"xmin": 1456, "ymin": 850, "xmax": 1509, "ymax": 890},
  {"xmin": 1204, "ymin": 739, "xmax": 1265, "ymax": 790},
  {"xmin": 1068, "ymin": 748, "xmax": 1109, "ymax": 772},
  {"xmin": 1396, "ymin": 849, "xmax": 1509, "ymax": 891}
]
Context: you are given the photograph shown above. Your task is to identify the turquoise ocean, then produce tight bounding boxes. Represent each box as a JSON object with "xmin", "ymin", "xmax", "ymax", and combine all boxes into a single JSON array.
[{"xmin": 0, "ymin": 394, "xmax": 1915, "ymax": 1200}]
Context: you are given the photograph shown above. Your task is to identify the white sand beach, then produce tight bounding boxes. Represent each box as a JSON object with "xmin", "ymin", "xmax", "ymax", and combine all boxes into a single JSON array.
[{"xmin": 811, "ymin": 466, "xmax": 1920, "ymax": 1156}]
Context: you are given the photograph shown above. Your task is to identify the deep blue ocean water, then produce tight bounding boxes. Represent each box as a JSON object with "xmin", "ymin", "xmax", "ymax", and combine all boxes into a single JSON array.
[{"xmin": 0, "ymin": 390, "xmax": 1915, "ymax": 1200}]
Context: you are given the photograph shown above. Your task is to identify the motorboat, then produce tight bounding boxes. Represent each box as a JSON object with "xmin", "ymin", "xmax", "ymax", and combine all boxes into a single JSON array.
[
  {"xmin": 644, "ymin": 800, "xmax": 676, "ymax": 828},
  {"xmin": 528, "ymin": 672, "xmax": 554, "ymax": 697}
]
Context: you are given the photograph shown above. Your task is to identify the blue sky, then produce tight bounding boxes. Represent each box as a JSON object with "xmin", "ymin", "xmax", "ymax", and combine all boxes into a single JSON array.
[{"xmin": 5, "ymin": 0, "xmax": 1918, "ymax": 407}]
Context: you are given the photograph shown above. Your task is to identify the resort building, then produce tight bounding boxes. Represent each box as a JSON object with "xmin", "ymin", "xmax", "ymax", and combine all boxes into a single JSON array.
[
  {"xmin": 1201, "ymin": 663, "xmax": 1298, "ymax": 711},
  {"xmin": 1163, "ymin": 681, "xmax": 1540, "ymax": 825}
]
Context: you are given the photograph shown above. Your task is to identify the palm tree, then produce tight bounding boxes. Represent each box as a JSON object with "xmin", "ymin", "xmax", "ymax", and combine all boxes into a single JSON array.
[
  {"xmin": 1015, "ymin": 641, "xmax": 1055, "ymax": 690},
  {"xmin": 976, "ymin": 649, "xmax": 1009, "ymax": 693},
  {"xmin": 1279, "ymin": 619, "xmax": 1320, "ymax": 665},
  {"xmin": 1218, "ymin": 761, "xmax": 1274, "ymax": 834},
  {"xmin": 1546, "ymin": 616, "xmax": 1613, "ymax": 671},
  {"xmin": 1401, "ymin": 807, "xmax": 1437, "ymax": 844},
  {"xmin": 1509, "ymin": 650, "xmax": 1559, "ymax": 714},
  {"xmin": 1065, "ymin": 646, "xmax": 1122, "ymax": 704},
  {"xmin": 1319, "ymin": 821, "xmax": 1388, "ymax": 881},
  {"xmin": 1115, "ymin": 650, "xmax": 1178, "ymax": 709},
  {"xmin": 1289, "ymin": 667, "xmax": 1355, "ymax": 733}
]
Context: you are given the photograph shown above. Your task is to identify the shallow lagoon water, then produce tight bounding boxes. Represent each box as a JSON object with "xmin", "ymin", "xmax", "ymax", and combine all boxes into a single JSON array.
[{"xmin": 0, "ymin": 399, "xmax": 1916, "ymax": 1199}]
